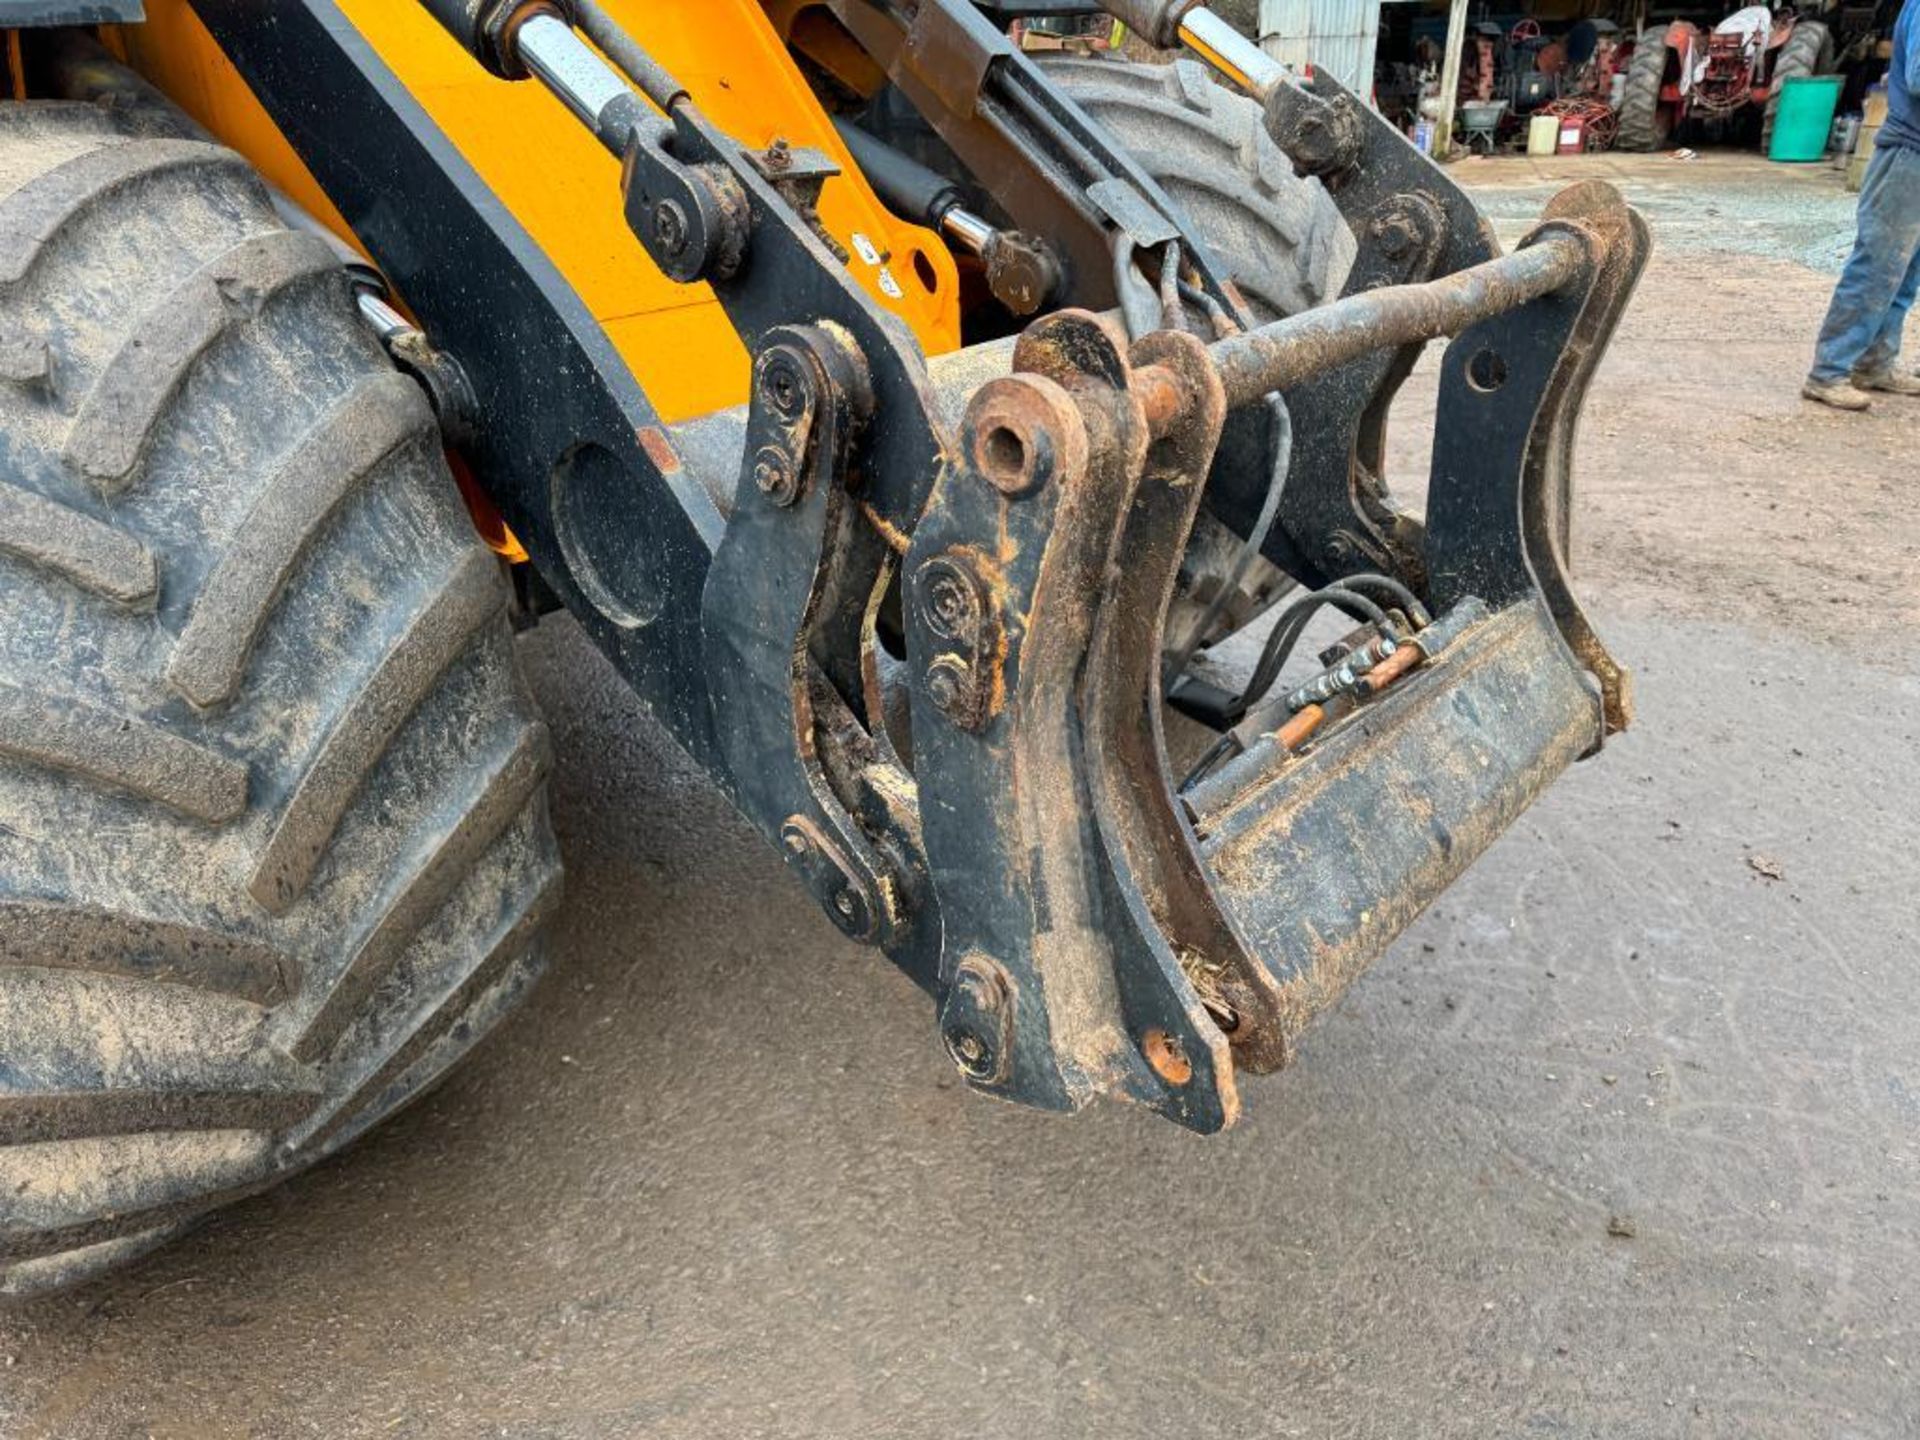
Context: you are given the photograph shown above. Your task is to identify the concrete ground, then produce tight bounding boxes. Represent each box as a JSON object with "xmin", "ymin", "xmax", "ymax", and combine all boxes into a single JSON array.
[{"xmin": 3, "ymin": 152, "xmax": 1917, "ymax": 1439}]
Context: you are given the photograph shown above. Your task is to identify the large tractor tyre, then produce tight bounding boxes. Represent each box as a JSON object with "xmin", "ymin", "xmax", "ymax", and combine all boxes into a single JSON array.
[
  {"xmin": 1038, "ymin": 56, "xmax": 1355, "ymax": 647},
  {"xmin": 1039, "ymin": 55, "xmax": 1353, "ymax": 322},
  {"xmin": 0, "ymin": 104, "xmax": 563, "ymax": 1295},
  {"xmin": 1762, "ymin": 21, "xmax": 1834, "ymax": 149},
  {"xmin": 1617, "ymin": 29, "xmax": 1676, "ymax": 152}
]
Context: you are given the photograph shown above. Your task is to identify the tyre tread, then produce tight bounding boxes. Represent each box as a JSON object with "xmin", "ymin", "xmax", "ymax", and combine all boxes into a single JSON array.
[
  {"xmin": 0, "ymin": 105, "xmax": 561, "ymax": 1294},
  {"xmin": 0, "ymin": 479, "xmax": 157, "ymax": 606},
  {"xmin": 64, "ymin": 228, "xmax": 342, "ymax": 492},
  {"xmin": 1617, "ymin": 29, "xmax": 1672, "ymax": 153}
]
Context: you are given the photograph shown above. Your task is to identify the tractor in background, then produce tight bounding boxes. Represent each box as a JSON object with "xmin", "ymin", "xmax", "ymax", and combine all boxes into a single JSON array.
[{"xmin": 1618, "ymin": 6, "xmax": 1835, "ymax": 149}]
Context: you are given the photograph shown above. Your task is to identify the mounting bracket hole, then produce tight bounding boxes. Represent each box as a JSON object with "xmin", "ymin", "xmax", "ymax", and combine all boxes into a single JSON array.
[
  {"xmin": 1465, "ymin": 348, "xmax": 1509, "ymax": 394},
  {"xmin": 1143, "ymin": 1028, "xmax": 1193, "ymax": 1086},
  {"xmin": 981, "ymin": 425, "xmax": 1028, "ymax": 488},
  {"xmin": 550, "ymin": 442, "xmax": 663, "ymax": 629},
  {"xmin": 911, "ymin": 249, "xmax": 939, "ymax": 294}
]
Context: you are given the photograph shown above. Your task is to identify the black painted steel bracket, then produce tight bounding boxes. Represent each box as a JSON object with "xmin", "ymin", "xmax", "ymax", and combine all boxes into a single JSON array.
[{"xmin": 179, "ymin": 0, "xmax": 1647, "ymax": 1132}]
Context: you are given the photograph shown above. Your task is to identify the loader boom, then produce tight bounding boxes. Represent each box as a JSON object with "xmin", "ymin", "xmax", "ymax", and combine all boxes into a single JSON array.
[{"xmin": 45, "ymin": 0, "xmax": 1644, "ymax": 1132}]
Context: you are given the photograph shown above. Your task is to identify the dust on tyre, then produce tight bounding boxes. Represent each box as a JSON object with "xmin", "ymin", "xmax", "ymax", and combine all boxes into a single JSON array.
[{"xmin": 0, "ymin": 103, "xmax": 562, "ymax": 1295}]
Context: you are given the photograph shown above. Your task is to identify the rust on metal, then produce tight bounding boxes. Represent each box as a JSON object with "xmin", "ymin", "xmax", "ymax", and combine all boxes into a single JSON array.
[
  {"xmin": 1273, "ymin": 703, "xmax": 1325, "ymax": 753},
  {"xmin": 1132, "ymin": 362, "xmax": 1191, "ymax": 439},
  {"xmin": 635, "ymin": 423, "xmax": 682, "ymax": 474},
  {"xmin": 1142, "ymin": 1028, "xmax": 1194, "ymax": 1086},
  {"xmin": 858, "ymin": 499, "xmax": 911, "ymax": 555},
  {"xmin": 1200, "ymin": 604, "xmax": 1601, "ymax": 1044},
  {"xmin": 1356, "ymin": 641, "xmax": 1422, "ymax": 697},
  {"xmin": 960, "ymin": 371, "xmax": 1088, "ymax": 498},
  {"xmin": 1208, "ymin": 233, "xmax": 1588, "ymax": 407},
  {"xmin": 1523, "ymin": 184, "xmax": 1653, "ymax": 737}
]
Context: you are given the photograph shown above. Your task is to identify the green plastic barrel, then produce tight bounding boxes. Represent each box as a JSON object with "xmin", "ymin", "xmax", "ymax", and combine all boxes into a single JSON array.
[{"xmin": 1770, "ymin": 76, "xmax": 1843, "ymax": 162}]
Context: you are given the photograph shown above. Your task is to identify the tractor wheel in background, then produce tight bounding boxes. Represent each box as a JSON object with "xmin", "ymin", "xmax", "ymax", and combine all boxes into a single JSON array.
[
  {"xmin": 1763, "ymin": 21, "xmax": 1835, "ymax": 150},
  {"xmin": 0, "ymin": 103, "xmax": 562, "ymax": 1295},
  {"xmin": 1037, "ymin": 55, "xmax": 1354, "ymax": 323},
  {"xmin": 1037, "ymin": 56, "xmax": 1357, "ymax": 647},
  {"xmin": 1617, "ymin": 28, "xmax": 1676, "ymax": 152}
]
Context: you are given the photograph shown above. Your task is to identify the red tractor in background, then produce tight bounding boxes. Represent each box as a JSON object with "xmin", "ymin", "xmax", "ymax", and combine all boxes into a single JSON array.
[{"xmin": 1617, "ymin": 7, "xmax": 1835, "ymax": 150}]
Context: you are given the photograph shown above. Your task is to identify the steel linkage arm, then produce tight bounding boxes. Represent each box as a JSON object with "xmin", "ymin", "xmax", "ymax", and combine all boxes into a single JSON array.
[
  {"xmin": 471, "ymin": 7, "xmax": 963, "ymax": 983},
  {"xmin": 277, "ymin": 0, "xmax": 1646, "ymax": 1132}
]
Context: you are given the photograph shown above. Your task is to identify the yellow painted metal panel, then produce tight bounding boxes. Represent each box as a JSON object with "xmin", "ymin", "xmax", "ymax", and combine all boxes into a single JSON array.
[{"xmin": 121, "ymin": 0, "xmax": 961, "ymax": 423}]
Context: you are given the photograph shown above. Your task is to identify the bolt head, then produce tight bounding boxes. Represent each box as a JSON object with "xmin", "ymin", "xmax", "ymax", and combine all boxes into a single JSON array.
[
  {"xmin": 761, "ymin": 356, "xmax": 806, "ymax": 419},
  {"xmin": 1372, "ymin": 215, "xmax": 1419, "ymax": 262},
  {"xmin": 924, "ymin": 572, "xmax": 976, "ymax": 640},
  {"xmin": 651, "ymin": 199, "xmax": 689, "ymax": 257},
  {"xmin": 832, "ymin": 890, "xmax": 856, "ymax": 918},
  {"xmin": 926, "ymin": 657, "xmax": 970, "ymax": 713},
  {"xmin": 944, "ymin": 1026, "xmax": 993, "ymax": 1077},
  {"xmin": 752, "ymin": 447, "xmax": 798, "ymax": 505}
]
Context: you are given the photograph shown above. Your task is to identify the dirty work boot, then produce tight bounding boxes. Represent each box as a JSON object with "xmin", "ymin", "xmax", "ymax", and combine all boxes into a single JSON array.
[
  {"xmin": 1801, "ymin": 376, "xmax": 1874, "ymax": 411},
  {"xmin": 1852, "ymin": 368, "xmax": 1920, "ymax": 397}
]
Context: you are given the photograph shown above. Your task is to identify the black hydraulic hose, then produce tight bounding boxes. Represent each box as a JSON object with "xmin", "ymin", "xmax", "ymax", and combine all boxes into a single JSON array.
[
  {"xmin": 1237, "ymin": 605, "xmax": 1318, "ymax": 713},
  {"xmin": 1332, "ymin": 572, "xmax": 1430, "ymax": 626},
  {"xmin": 1162, "ymin": 393, "xmax": 1293, "ymax": 686},
  {"xmin": 1176, "ymin": 604, "xmax": 1315, "ymax": 791},
  {"xmin": 1157, "ymin": 280, "xmax": 1300, "ymax": 690},
  {"xmin": 1178, "ymin": 583, "xmax": 1390, "ymax": 791},
  {"xmin": 1242, "ymin": 586, "xmax": 1387, "ymax": 711}
]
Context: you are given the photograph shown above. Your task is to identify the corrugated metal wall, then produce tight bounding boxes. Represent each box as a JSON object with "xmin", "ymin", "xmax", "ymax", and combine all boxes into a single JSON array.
[{"xmin": 1257, "ymin": 0, "xmax": 1381, "ymax": 100}]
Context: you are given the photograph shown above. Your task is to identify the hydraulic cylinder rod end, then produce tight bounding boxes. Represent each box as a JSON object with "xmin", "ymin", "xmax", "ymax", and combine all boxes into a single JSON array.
[
  {"xmin": 1176, "ymin": 8, "xmax": 1291, "ymax": 101},
  {"xmin": 938, "ymin": 208, "xmax": 995, "ymax": 257},
  {"xmin": 515, "ymin": 12, "xmax": 641, "ymax": 145},
  {"xmin": 417, "ymin": 0, "xmax": 571, "ymax": 79}
]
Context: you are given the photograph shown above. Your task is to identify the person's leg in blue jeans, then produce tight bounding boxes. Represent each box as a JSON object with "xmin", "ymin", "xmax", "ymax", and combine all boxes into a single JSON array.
[
  {"xmin": 1806, "ymin": 145, "xmax": 1920, "ymax": 408},
  {"xmin": 1851, "ymin": 238, "xmax": 1920, "ymax": 385}
]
